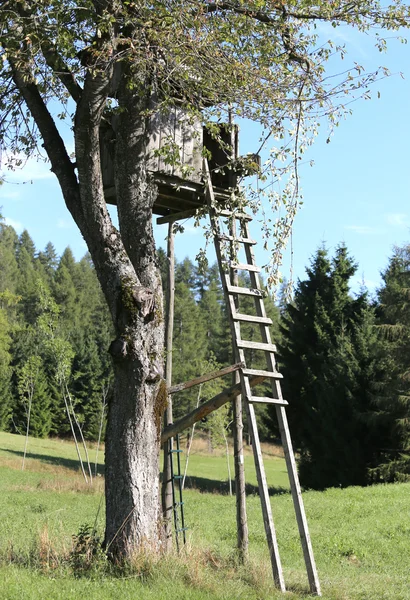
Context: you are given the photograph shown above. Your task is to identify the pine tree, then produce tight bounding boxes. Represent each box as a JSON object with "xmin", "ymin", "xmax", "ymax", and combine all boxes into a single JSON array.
[
  {"xmin": 374, "ymin": 245, "xmax": 410, "ymax": 481},
  {"xmin": 279, "ymin": 245, "xmax": 384, "ymax": 489},
  {"xmin": 0, "ymin": 298, "xmax": 14, "ymax": 429},
  {"xmin": 70, "ymin": 330, "xmax": 105, "ymax": 440},
  {"xmin": 172, "ymin": 276, "xmax": 208, "ymax": 419},
  {"xmin": 37, "ymin": 242, "xmax": 58, "ymax": 284}
]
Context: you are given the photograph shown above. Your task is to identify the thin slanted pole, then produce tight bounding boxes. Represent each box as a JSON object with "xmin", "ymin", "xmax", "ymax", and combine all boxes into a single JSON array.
[
  {"xmin": 162, "ymin": 375, "xmax": 266, "ymax": 444},
  {"xmin": 161, "ymin": 222, "xmax": 175, "ymax": 550}
]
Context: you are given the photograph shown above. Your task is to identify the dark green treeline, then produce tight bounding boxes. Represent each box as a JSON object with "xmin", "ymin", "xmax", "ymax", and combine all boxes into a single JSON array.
[{"xmin": 1, "ymin": 213, "xmax": 410, "ymax": 489}]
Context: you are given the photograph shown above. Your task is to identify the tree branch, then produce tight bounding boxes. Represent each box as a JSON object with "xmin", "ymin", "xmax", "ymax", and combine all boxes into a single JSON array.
[
  {"xmin": 7, "ymin": 0, "xmax": 83, "ymax": 103},
  {"xmin": 40, "ymin": 44, "xmax": 83, "ymax": 103},
  {"xmin": 9, "ymin": 59, "xmax": 82, "ymax": 223}
]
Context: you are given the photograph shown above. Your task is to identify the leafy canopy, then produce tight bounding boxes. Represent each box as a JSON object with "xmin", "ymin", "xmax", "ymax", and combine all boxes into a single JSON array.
[{"xmin": 1, "ymin": 1, "xmax": 409, "ymax": 284}]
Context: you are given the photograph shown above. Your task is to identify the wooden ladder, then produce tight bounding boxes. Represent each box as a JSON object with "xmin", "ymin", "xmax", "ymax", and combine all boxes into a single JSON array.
[{"xmin": 203, "ymin": 159, "xmax": 321, "ymax": 596}]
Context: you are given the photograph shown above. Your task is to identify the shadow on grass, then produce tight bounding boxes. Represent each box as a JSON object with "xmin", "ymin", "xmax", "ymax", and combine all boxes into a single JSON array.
[
  {"xmin": 182, "ymin": 475, "xmax": 289, "ymax": 496},
  {"xmin": 2, "ymin": 448, "xmax": 105, "ymax": 476},
  {"xmin": 3, "ymin": 449, "xmax": 287, "ymax": 496}
]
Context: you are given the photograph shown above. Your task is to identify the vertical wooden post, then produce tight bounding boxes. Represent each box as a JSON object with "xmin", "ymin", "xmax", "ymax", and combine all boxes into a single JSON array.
[
  {"xmin": 231, "ymin": 233, "xmax": 249, "ymax": 562},
  {"xmin": 161, "ymin": 223, "xmax": 175, "ymax": 550}
]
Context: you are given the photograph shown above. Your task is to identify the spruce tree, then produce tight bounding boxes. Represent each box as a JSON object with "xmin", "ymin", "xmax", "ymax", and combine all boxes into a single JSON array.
[
  {"xmin": 280, "ymin": 245, "xmax": 384, "ymax": 489},
  {"xmin": 374, "ymin": 245, "xmax": 410, "ymax": 481}
]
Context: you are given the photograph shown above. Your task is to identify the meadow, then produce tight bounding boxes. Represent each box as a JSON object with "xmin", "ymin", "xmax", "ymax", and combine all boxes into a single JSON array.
[{"xmin": 0, "ymin": 431, "xmax": 409, "ymax": 600}]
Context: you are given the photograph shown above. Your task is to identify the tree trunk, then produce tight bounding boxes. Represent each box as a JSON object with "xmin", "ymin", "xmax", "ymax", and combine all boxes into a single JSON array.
[
  {"xmin": 101, "ymin": 81, "xmax": 165, "ymax": 557},
  {"xmin": 105, "ymin": 360, "xmax": 162, "ymax": 555}
]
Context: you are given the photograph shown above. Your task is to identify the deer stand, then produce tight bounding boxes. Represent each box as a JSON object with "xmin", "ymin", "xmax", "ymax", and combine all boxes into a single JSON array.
[{"xmin": 102, "ymin": 108, "xmax": 321, "ymax": 595}]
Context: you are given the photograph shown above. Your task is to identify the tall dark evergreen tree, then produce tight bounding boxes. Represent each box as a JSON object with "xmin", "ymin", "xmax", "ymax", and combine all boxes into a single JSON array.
[
  {"xmin": 374, "ymin": 245, "xmax": 410, "ymax": 481},
  {"xmin": 279, "ymin": 245, "xmax": 385, "ymax": 489}
]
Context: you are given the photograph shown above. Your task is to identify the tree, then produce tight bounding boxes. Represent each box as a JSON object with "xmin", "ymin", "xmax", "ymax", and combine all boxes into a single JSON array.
[
  {"xmin": 279, "ymin": 245, "xmax": 385, "ymax": 489},
  {"xmin": 1, "ymin": 0, "xmax": 409, "ymax": 558},
  {"xmin": 374, "ymin": 245, "xmax": 410, "ymax": 481}
]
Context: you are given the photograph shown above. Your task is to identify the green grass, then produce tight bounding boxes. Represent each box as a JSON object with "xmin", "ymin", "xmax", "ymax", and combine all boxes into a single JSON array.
[{"xmin": 0, "ymin": 431, "xmax": 410, "ymax": 599}]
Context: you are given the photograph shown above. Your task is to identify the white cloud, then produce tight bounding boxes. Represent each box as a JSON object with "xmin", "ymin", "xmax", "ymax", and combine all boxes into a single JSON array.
[
  {"xmin": 345, "ymin": 225, "xmax": 380, "ymax": 235},
  {"xmin": 4, "ymin": 217, "xmax": 23, "ymax": 233},
  {"xmin": 386, "ymin": 213, "xmax": 408, "ymax": 227}
]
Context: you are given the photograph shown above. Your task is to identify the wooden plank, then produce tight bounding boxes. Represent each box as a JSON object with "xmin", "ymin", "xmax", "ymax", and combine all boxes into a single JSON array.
[
  {"xmin": 168, "ymin": 362, "xmax": 245, "ymax": 394},
  {"xmin": 161, "ymin": 375, "xmax": 265, "ymax": 444},
  {"xmin": 242, "ymin": 368, "xmax": 283, "ymax": 379},
  {"xmin": 218, "ymin": 209, "xmax": 252, "ymax": 221},
  {"xmin": 250, "ymin": 396, "xmax": 288, "ymax": 406},
  {"xmin": 227, "ymin": 285, "xmax": 266, "ymax": 298},
  {"xmin": 232, "ymin": 312, "xmax": 272, "ymax": 325},
  {"xmin": 218, "ymin": 234, "xmax": 257, "ymax": 245},
  {"xmin": 156, "ymin": 208, "xmax": 199, "ymax": 225},
  {"xmin": 230, "ymin": 262, "xmax": 261, "ymax": 273},
  {"xmin": 237, "ymin": 339, "xmax": 277, "ymax": 352}
]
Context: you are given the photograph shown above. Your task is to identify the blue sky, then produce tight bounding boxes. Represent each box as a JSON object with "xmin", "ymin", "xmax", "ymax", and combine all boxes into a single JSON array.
[{"xmin": 1, "ymin": 28, "xmax": 409, "ymax": 297}]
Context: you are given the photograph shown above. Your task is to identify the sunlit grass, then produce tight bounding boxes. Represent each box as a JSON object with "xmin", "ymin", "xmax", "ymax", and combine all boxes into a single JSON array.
[{"xmin": 1, "ymin": 431, "xmax": 410, "ymax": 599}]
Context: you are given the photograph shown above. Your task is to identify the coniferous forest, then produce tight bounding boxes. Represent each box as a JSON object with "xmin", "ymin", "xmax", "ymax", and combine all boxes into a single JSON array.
[{"xmin": 1, "ymin": 213, "xmax": 410, "ymax": 490}]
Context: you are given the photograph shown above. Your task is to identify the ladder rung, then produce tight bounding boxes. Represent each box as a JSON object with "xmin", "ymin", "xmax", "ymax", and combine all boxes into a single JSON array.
[
  {"xmin": 237, "ymin": 340, "xmax": 277, "ymax": 352},
  {"xmin": 232, "ymin": 313, "xmax": 273, "ymax": 325},
  {"xmin": 230, "ymin": 262, "xmax": 260, "ymax": 273},
  {"xmin": 227, "ymin": 285, "xmax": 266, "ymax": 298},
  {"xmin": 249, "ymin": 396, "xmax": 288, "ymax": 405},
  {"xmin": 218, "ymin": 209, "xmax": 252, "ymax": 221},
  {"xmin": 217, "ymin": 235, "xmax": 256, "ymax": 245},
  {"xmin": 242, "ymin": 368, "xmax": 283, "ymax": 380}
]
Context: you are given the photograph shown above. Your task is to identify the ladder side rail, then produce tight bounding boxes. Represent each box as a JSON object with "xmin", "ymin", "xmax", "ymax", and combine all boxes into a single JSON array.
[
  {"xmin": 203, "ymin": 159, "xmax": 286, "ymax": 591},
  {"xmin": 241, "ymin": 220, "xmax": 322, "ymax": 597}
]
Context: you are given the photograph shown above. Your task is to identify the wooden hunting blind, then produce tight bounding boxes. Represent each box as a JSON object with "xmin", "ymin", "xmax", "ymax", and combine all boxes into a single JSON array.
[
  {"xmin": 101, "ymin": 106, "xmax": 239, "ymax": 218},
  {"xmin": 101, "ymin": 106, "xmax": 321, "ymax": 596}
]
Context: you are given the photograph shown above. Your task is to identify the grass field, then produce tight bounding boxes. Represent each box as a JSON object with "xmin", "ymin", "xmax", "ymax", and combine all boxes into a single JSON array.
[{"xmin": 0, "ymin": 431, "xmax": 410, "ymax": 599}]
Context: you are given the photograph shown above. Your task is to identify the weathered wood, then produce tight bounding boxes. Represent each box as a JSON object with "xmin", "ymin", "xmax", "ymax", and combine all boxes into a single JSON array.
[
  {"xmin": 230, "ymin": 262, "xmax": 261, "ymax": 272},
  {"xmin": 236, "ymin": 339, "xmax": 277, "ymax": 352},
  {"xmin": 218, "ymin": 209, "xmax": 252, "ymax": 221},
  {"xmin": 203, "ymin": 158, "xmax": 286, "ymax": 591},
  {"xmin": 161, "ymin": 377, "xmax": 265, "ymax": 444},
  {"xmin": 168, "ymin": 362, "xmax": 245, "ymax": 395},
  {"xmin": 240, "ymin": 218, "xmax": 321, "ymax": 596},
  {"xmin": 227, "ymin": 285, "xmax": 266, "ymax": 297},
  {"xmin": 232, "ymin": 312, "xmax": 273, "ymax": 325},
  {"xmin": 242, "ymin": 368, "xmax": 283, "ymax": 379},
  {"xmin": 156, "ymin": 208, "xmax": 199, "ymax": 225},
  {"xmin": 250, "ymin": 396, "xmax": 289, "ymax": 405},
  {"xmin": 218, "ymin": 234, "xmax": 256, "ymax": 245}
]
